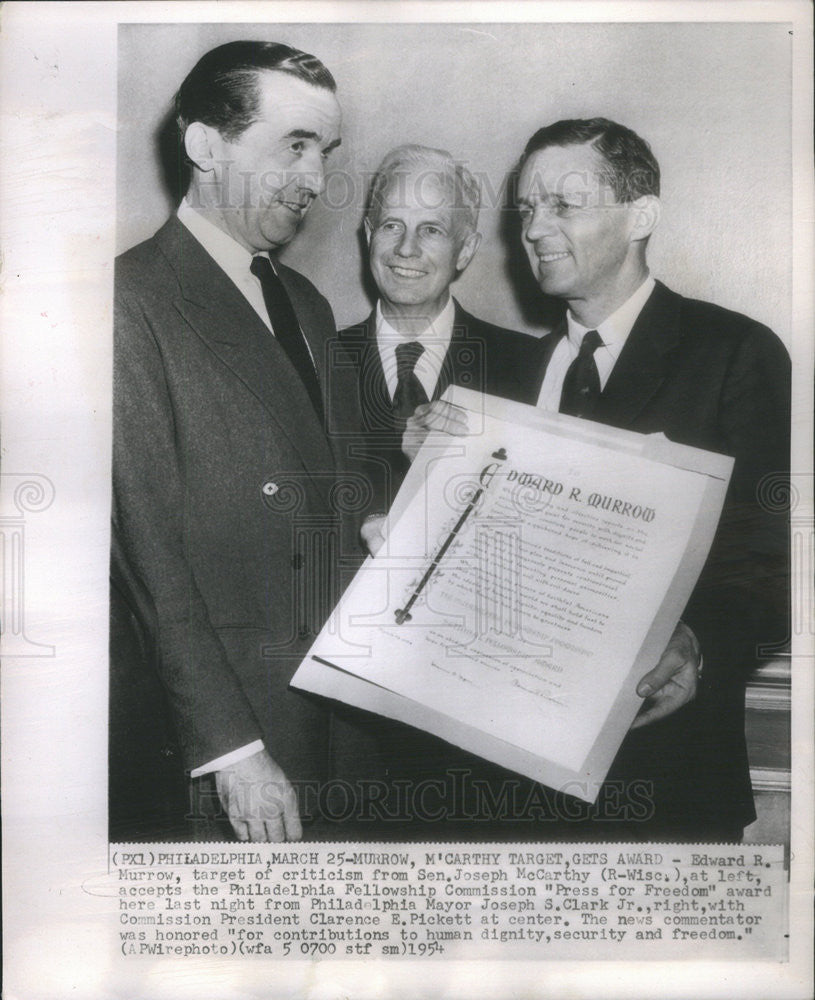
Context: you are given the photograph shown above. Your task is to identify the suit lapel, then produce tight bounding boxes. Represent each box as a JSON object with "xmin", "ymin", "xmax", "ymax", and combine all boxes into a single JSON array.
[
  {"xmin": 341, "ymin": 309, "xmax": 393, "ymax": 431},
  {"xmin": 155, "ymin": 218, "xmax": 336, "ymax": 478},
  {"xmin": 593, "ymin": 280, "xmax": 682, "ymax": 428},
  {"xmin": 361, "ymin": 312, "xmax": 391, "ymax": 427},
  {"xmin": 436, "ymin": 303, "xmax": 472, "ymax": 400},
  {"xmin": 275, "ymin": 263, "xmax": 331, "ymax": 396},
  {"xmin": 534, "ymin": 282, "xmax": 682, "ymax": 428},
  {"xmin": 531, "ymin": 320, "xmax": 567, "ymax": 402},
  {"xmin": 342, "ymin": 310, "xmax": 392, "ymax": 431}
]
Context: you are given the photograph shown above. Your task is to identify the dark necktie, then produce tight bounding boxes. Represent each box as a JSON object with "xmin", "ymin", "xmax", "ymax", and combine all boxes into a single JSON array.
[
  {"xmin": 392, "ymin": 341, "xmax": 429, "ymax": 423},
  {"xmin": 559, "ymin": 329, "xmax": 603, "ymax": 418},
  {"xmin": 250, "ymin": 255, "xmax": 324, "ymax": 423}
]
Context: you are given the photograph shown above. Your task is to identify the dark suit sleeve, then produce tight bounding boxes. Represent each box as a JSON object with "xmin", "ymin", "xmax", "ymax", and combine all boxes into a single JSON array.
[
  {"xmin": 682, "ymin": 322, "xmax": 790, "ymax": 690},
  {"xmin": 113, "ymin": 269, "xmax": 264, "ymax": 771}
]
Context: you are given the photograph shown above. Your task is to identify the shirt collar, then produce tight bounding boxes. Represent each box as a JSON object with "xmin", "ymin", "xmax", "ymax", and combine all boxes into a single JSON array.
[
  {"xmin": 566, "ymin": 275, "xmax": 656, "ymax": 351},
  {"xmin": 375, "ymin": 293, "xmax": 456, "ymax": 345},
  {"xmin": 177, "ymin": 197, "xmax": 269, "ymax": 275}
]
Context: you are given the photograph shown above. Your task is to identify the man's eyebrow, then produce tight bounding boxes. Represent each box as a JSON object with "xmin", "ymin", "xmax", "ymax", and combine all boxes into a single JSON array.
[
  {"xmin": 284, "ymin": 129, "xmax": 320, "ymax": 141},
  {"xmin": 284, "ymin": 129, "xmax": 342, "ymax": 152}
]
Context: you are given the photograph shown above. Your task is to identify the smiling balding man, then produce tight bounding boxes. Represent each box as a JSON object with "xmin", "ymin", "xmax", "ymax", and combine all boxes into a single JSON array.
[{"xmin": 340, "ymin": 145, "xmax": 535, "ymax": 513}]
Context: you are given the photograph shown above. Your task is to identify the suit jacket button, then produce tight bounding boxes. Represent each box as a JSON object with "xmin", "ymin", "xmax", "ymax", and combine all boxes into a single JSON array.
[
  {"xmin": 160, "ymin": 743, "xmax": 176, "ymax": 759},
  {"xmin": 262, "ymin": 481, "xmax": 279, "ymax": 496}
]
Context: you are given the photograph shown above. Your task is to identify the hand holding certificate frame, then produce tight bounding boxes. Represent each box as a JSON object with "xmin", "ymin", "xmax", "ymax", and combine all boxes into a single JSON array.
[{"xmin": 293, "ymin": 386, "xmax": 733, "ymax": 803}]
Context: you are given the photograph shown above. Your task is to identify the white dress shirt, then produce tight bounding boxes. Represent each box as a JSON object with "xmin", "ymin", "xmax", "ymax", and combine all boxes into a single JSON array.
[
  {"xmin": 178, "ymin": 198, "xmax": 275, "ymax": 327},
  {"xmin": 537, "ymin": 276, "xmax": 656, "ymax": 411},
  {"xmin": 177, "ymin": 199, "xmax": 317, "ymax": 369},
  {"xmin": 176, "ymin": 199, "xmax": 273, "ymax": 777},
  {"xmin": 375, "ymin": 294, "xmax": 456, "ymax": 402}
]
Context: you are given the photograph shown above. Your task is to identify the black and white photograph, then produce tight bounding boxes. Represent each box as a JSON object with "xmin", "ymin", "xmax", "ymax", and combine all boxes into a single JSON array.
[
  {"xmin": 2, "ymin": 4, "xmax": 812, "ymax": 999},
  {"xmin": 110, "ymin": 19, "xmax": 794, "ymax": 847}
]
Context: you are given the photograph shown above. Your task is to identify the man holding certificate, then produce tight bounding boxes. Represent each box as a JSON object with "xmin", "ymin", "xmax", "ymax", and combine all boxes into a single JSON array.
[{"xmin": 394, "ymin": 118, "xmax": 790, "ymax": 840}]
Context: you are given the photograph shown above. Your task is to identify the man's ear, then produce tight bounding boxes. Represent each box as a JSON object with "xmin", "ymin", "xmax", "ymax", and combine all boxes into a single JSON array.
[
  {"xmin": 630, "ymin": 195, "xmax": 661, "ymax": 243},
  {"xmin": 183, "ymin": 122, "xmax": 220, "ymax": 174},
  {"xmin": 455, "ymin": 231, "xmax": 482, "ymax": 273}
]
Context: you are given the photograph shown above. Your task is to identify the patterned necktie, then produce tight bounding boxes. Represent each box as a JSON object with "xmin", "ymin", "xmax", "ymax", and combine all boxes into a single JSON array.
[
  {"xmin": 250, "ymin": 255, "xmax": 324, "ymax": 423},
  {"xmin": 559, "ymin": 329, "xmax": 603, "ymax": 418},
  {"xmin": 392, "ymin": 341, "xmax": 429, "ymax": 423}
]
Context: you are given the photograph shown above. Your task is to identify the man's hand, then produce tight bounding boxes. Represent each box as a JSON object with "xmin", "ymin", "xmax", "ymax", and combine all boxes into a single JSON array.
[
  {"xmin": 361, "ymin": 514, "xmax": 388, "ymax": 556},
  {"xmin": 215, "ymin": 749, "xmax": 302, "ymax": 842},
  {"xmin": 402, "ymin": 400, "xmax": 469, "ymax": 462},
  {"xmin": 631, "ymin": 622, "xmax": 701, "ymax": 729}
]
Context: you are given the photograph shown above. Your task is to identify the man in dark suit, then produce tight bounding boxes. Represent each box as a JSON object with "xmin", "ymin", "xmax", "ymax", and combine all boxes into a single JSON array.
[
  {"xmin": 408, "ymin": 119, "xmax": 789, "ymax": 841},
  {"xmin": 332, "ymin": 145, "xmax": 549, "ymax": 832},
  {"xmin": 111, "ymin": 41, "xmax": 367, "ymax": 842},
  {"xmin": 339, "ymin": 144, "xmax": 535, "ymax": 521}
]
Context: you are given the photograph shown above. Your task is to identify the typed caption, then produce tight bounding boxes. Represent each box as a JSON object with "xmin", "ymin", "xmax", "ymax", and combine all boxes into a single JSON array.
[{"xmin": 111, "ymin": 842, "xmax": 787, "ymax": 961}]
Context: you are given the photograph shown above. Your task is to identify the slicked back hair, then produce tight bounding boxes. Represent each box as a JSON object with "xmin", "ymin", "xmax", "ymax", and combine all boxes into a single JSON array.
[
  {"xmin": 521, "ymin": 118, "xmax": 660, "ymax": 202},
  {"xmin": 366, "ymin": 144, "xmax": 481, "ymax": 237},
  {"xmin": 175, "ymin": 40, "xmax": 336, "ymax": 143}
]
